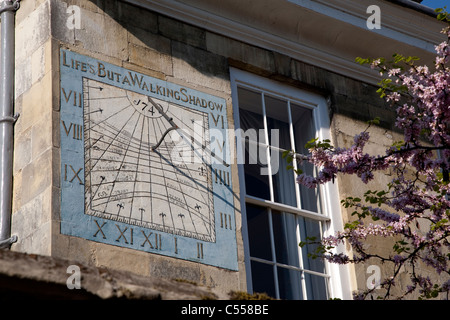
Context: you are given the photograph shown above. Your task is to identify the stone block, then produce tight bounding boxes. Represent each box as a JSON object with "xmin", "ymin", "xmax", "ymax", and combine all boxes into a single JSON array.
[
  {"xmin": 50, "ymin": 0, "xmax": 76, "ymax": 45},
  {"xmin": 21, "ymin": 149, "xmax": 53, "ymax": 206},
  {"xmin": 98, "ymin": 0, "xmax": 158, "ymax": 33},
  {"xmin": 18, "ymin": 72, "xmax": 53, "ymax": 132},
  {"xmin": 127, "ymin": 24, "xmax": 171, "ymax": 55},
  {"xmin": 31, "ymin": 40, "xmax": 52, "ymax": 85},
  {"xmin": 273, "ymin": 52, "xmax": 292, "ymax": 78},
  {"xmin": 206, "ymin": 32, "xmax": 275, "ymax": 73},
  {"xmin": 158, "ymin": 15, "xmax": 206, "ymax": 50},
  {"xmin": 15, "ymin": 56, "xmax": 33, "ymax": 99},
  {"xmin": 73, "ymin": 8, "xmax": 129, "ymax": 61},
  {"xmin": 172, "ymin": 40, "xmax": 229, "ymax": 93},
  {"xmin": 128, "ymin": 43, "xmax": 172, "ymax": 76},
  {"xmin": 11, "ymin": 186, "xmax": 53, "ymax": 255},
  {"xmin": 89, "ymin": 243, "xmax": 150, "ymax": 275},
  {"xmin": 150, "ymin": 255, "xmax": 201, "ymax": 283},
  {"xmin": 51, "ymin": 1, "xmax": 129, "ymax": 60},
  {"xmin": 13, "ymin": 127, "xmax": 32, "ymax": 174},
  {"xmin": 52, "ymin": 109, "xmax": 61, "ymax": 149},
  {"xmin": 12, "ymin": 169, "xmax": 23, "ymax": 215},
  {"xmin": 31, "ymin": 117, "xmax": 53, "ymax": 161},
  {"xmin": 15, "ymin": 0, "xmax": 51, "ymax": 63},
  {"xmin": 61, "ymin": 0, "xmax": 102, "ymax": 13},
  {"xmin": 31, "ymin": 46, "xmax": 46, "ymax": 85}
]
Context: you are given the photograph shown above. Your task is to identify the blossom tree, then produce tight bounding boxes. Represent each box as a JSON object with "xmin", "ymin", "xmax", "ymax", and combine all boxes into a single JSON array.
[{"xmin": 291, "ymin": 10, "xmax": 450, "ymax": 299}]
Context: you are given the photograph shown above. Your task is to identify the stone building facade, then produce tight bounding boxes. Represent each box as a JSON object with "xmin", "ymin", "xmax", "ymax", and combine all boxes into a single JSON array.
[{"xmin": 1, "ymin": 0, "xmax": 446, "ymax": 299}]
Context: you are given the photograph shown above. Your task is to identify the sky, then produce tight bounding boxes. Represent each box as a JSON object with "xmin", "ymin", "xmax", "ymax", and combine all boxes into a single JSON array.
[{"xmin": 420, "ymin": 0, "xmax": 449, "ymax": 9}]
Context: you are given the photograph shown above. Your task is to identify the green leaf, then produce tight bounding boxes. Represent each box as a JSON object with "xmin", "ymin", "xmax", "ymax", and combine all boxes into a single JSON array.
[
  {"xmin": 391, "ymin": 140, "xmax": 406, "ymax": 151},
  {"xmin": 367, "ymin": 117, "xmax": 380, "ymax": 125},
  {"xmin": 436, "ymin": 7, "xmax": 450, "ymax": 22},
  {"xmin": 355, "ymin": 57, "xmax": 371, "ymax": 65},
  {"xmin": 405, "ymin": 56, "xmax": 420, "ymax": 63},
  {"xmin": 377, "ymin": 190, "xmax": 387, "ymax": 197},
  {"xmin": 431, "ymin": 219, "xmax": 449, "ymax": 231},
  {"xmin": 305, "ymin": 137, "xmax": 319, "ymax": 149},
  {"xmin": 344, "ymin": 220, "xmax": 360, "ymax": 230}
]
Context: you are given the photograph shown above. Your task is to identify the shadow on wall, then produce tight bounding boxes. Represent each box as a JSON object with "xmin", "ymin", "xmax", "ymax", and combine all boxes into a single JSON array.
[
  {"xmin": 87, "ymin": 0, "xmax": 230, "ymax": 89},
  {"xmin": 83, "ymin": 0, "xmax": 396, "ymax": 130}
]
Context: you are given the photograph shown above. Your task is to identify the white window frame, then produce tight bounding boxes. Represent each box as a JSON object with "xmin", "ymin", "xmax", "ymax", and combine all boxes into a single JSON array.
[{"xmin": 230, "ymin": 68, "xmax": 353, "ymax": 300}]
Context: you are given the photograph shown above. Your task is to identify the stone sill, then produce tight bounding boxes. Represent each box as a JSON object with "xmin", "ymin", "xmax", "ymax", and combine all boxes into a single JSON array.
[{"xmin": 0, "ymin": 249, "xmax": 223, "ymax": 300}]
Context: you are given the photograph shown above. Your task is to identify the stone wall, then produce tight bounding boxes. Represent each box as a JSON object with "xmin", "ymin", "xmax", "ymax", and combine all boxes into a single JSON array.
[
  {"xmin": 9, "ymin": 0, "xmax": 428, "ymax": 298},
  {"xmin": 12, "ymin": 0, "xmax": 55, "ymax": 255},
  {"xmin": 0, "ymin": 248, "xmax": 226, "ymax": 299},
  {"xmin": 11, "ymin": 0, "xmax": 247, "ymax": 297}
]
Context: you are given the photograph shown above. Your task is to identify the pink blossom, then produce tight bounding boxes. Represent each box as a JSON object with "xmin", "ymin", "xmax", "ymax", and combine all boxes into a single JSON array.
[{"xmin": 296, "ymin": 26, "xmax": 450, "ymax": 299}]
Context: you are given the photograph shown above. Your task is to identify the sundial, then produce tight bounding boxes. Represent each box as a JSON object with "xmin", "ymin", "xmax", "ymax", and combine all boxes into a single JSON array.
[{"xmin": 60, "ymin": 49, "xmax": 238, "ymax": 270}]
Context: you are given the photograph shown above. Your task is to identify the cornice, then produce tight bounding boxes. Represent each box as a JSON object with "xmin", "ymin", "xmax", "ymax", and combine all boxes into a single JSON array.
[{"xmin": 121, "ymin": 0, "xmax": 446, "ymax": 85}]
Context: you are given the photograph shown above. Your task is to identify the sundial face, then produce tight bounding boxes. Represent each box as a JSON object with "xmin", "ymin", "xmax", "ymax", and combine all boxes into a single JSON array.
[
  {"xmin": 84, "ymin": 78, "xmax": 214, "ymax": 241},
  {"xmin": 60, "ymin": 49, "xmax": 237, "ymax": 270}
]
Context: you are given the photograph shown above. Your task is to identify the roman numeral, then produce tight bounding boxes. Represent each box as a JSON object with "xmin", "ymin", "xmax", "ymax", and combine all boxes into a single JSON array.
[
  {"xmin": 115, "ymin": 225, "xmax": 133, "ymax": 245},
  {"xmin": 61, "ymin": 88, "xmax": 82, "ymax": 107},
  {"xmin": 197, "ymin": 242, "xmax": 204, "ymax": 259},
  {"xmin": 214, "ymin": 169, "xmax": 230, "ymax": 186},
  {"xmin": 93, "ymin": 220, "xmax": 107, "ymax": 239},
  {"xmin": 140, "ymin": 230, "xmax": 162, "ymax": 250},
  {"xmin": 64, "ymin": 164, "xmax": 83, "ymax": 184},
  {"xmin": 220, "ymin": 212, "xmax": 233, "ymax": 230},
  {"xmin": 211, "ymin": 114, "xmax": 224, "ymax": 128},
  {"xmin": 61, "ymin": 121, "xmax": 83, "ymax": 140}
]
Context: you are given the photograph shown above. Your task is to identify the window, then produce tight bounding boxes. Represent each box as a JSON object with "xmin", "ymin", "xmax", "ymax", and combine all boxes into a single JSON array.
[{"xmin": 230, "ymin": 68, "xmax": 348, "ymax": 300}]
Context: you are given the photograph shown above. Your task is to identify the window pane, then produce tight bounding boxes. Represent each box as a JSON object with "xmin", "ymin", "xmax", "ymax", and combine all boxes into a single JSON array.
[
  {"xmin": 251, "ymin": 260, "xmax": 276, "ymax": 298},
  {"xmin": 243, "ymin": 141, "xmax": 270, "ymax": 200},
  {"xmin": 299, "ymin": 217, "xmax": 326, "ymax": 274},
  {"xmin": 277, "ymin": 267, "xmax": 303, "ymax": 300},
  {"xmin": 299, "ymin": 181, "xmax": 320, "ymax": 213},
  {"xmin": 271, "ymin": 146, "xmax": 297, "ymax": 206},
  {"xmin": 238, "ymin": 88, "xmax": 271, "ymax": 199},
  {"xmin": 291, "ymin": 104, "xmax": 314, "ymax": 154},
  {"xmin": 291, "ymin": 104, "xmax": 320, "ymax": 212},
  {"xmin": 265, "ymin": 95, "xmax": 290, "ymax": 149},
  {"xmin": 305, "ymin": 273, "xmax": 329, "ymax": 300},
  {"xmin": 272, "ymin": 211, "xmax": 299, "ymax": 267},
  {"xmin": 246, "ymin": 204, "xmax": 272, "ymax": 260},
  {"xmin": 238, "ymin": 109, "xmax": 265, "ymax": 143},
  {"xmin": 237, "ymin": 87, "xmax": 265, "ymax": 143}
]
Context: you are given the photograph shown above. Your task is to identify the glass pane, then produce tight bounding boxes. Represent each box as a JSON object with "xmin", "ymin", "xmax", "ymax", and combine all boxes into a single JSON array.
[
  {"xmin": 305, "ymin": 273, "xmax": 329, "ymax": 300},
  {"xmin": 243, "ymin": 141, "xmax": 270, "ymax": 200},
  {"xmin": 246, "ymin": 204, "xmax": 272, "ymax": 260},
  {"xmin": 272, "ymin": 211, "xmax": 299, "ymax": 267},
  {"xmin": 299, "ymin": 217, "xmax": 326, "ymax": 274},
  {"xmin": 237, "ymin": 87, "xmax": 265, "ymax": 143},
  {"xmin": 291, "ymin": 104, "xmax": 320, "ymax": 212},
  {"xmin": 271, "ymin": 146, "xmax": 297, "ymax": 206},
  {"xmin": 251, "ymin": 260, "xmax": 276, "ymax": 298},
  {"xmin": 265, "ymin": 95, "xmax": 290, "ymax": 150},
  {"xmin": 277, "ymin": 267, "xmax": 303, "ymax": 300},
  {"xmin": 238, "ymin": 109, "xmax": 266, "ymax": 144},
  {"xmin": 299, "ymin": 182, "xmax": 320, "ymax": 212},
  {"xmin": 238, "ymin": 88, "xmax": 271, "ymax": 199},
  {"xmin": 291, "ymin": 104, "xmax": 314, "ymax": 154}
]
